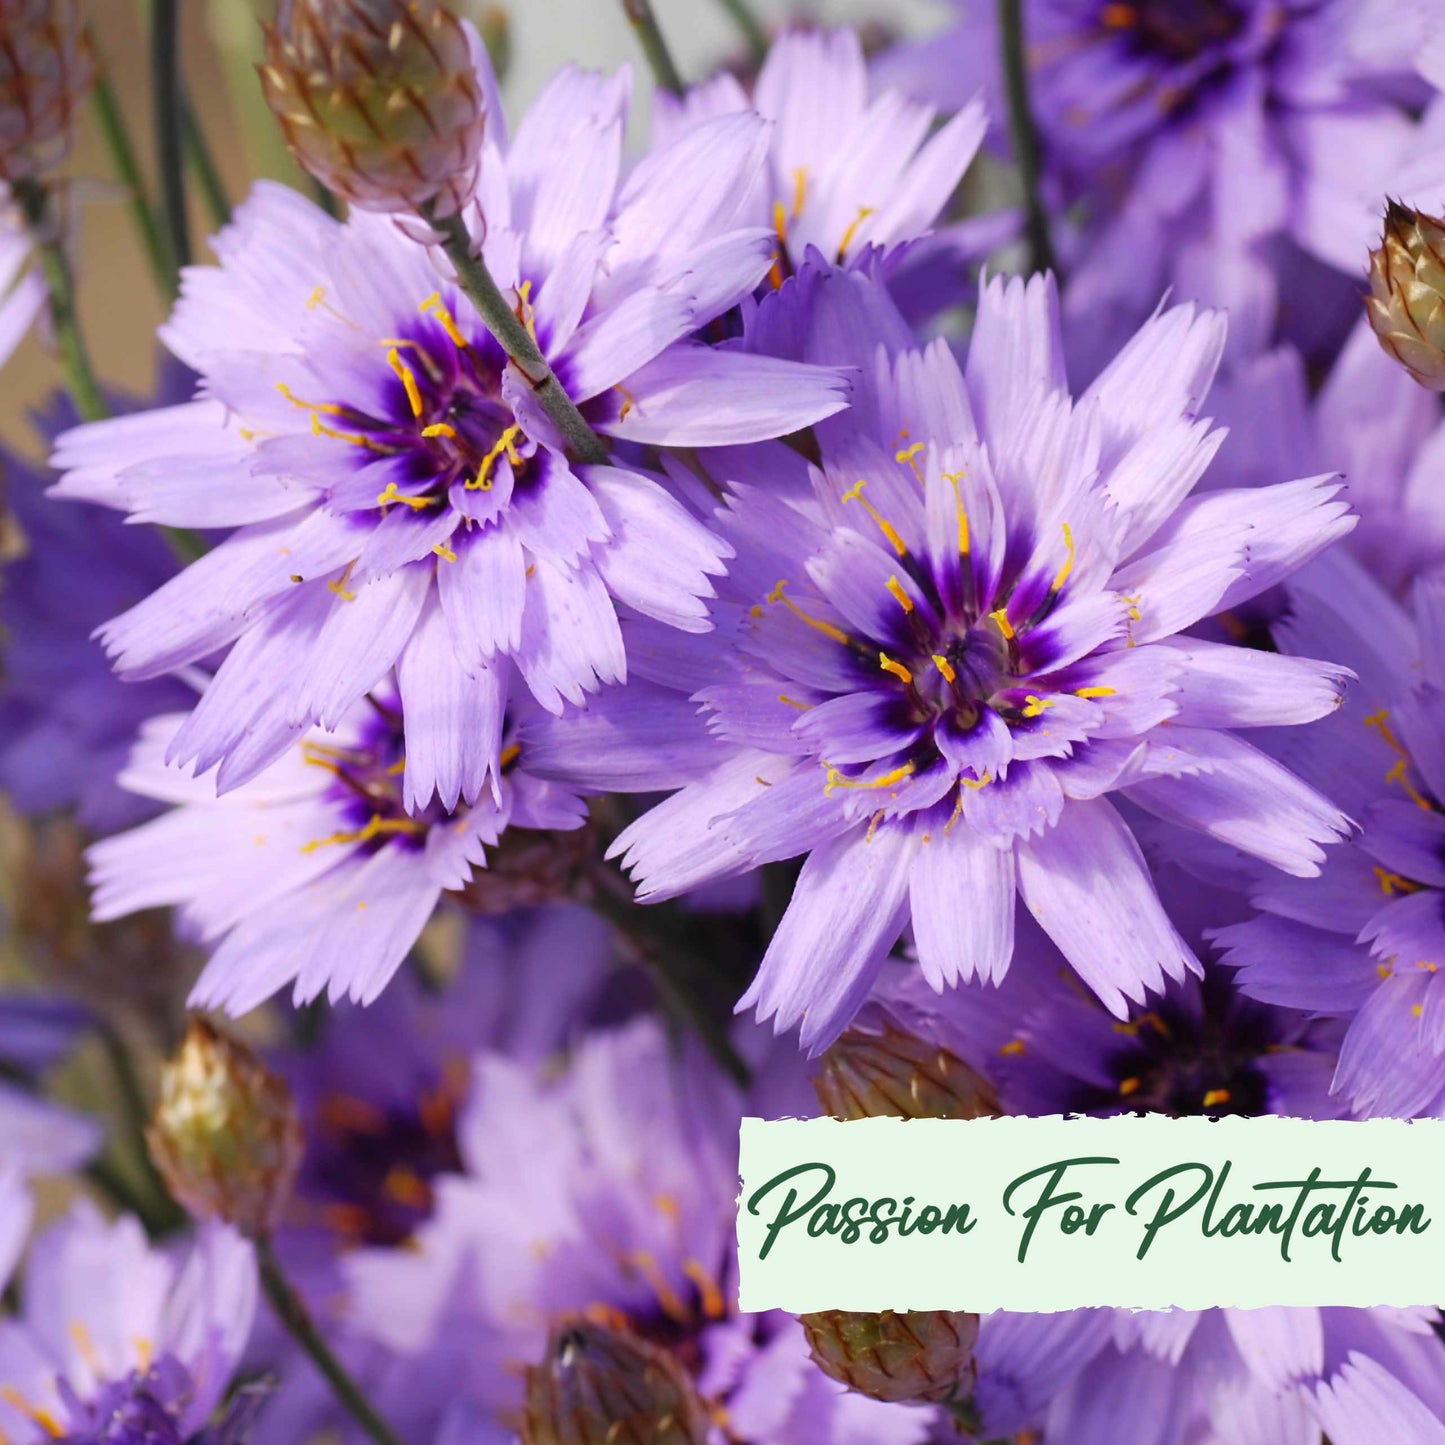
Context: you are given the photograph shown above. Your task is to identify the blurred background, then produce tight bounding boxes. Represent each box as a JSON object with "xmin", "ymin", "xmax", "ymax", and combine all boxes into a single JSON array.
[{"xmin": 0, "ymin": 0, "xmax": 948, "ymax": 449}]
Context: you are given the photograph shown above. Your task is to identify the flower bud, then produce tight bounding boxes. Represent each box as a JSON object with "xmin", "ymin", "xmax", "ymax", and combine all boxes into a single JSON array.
[
  {"xmin": 260, "ymin": 0, "xmax": 484, "ymax": 218},
  {"xmin": 0, "ymin": 0, "xmax": 96, "ymax": 181},
  {"xmin": 1367, "ymin": 200, "xmax": 1445, "ymax": 391},
  {"xmin": 148, "ymin": 1017, "xmax": 303, "ymax": 1235},
  {"xmin": 521, "ymin": 1319, "xmax": 711, "ymax": 1445},
  {"xmin": 457, "ymin": 823, "xmax": 596, "ymax": 916},
  {"xmin": 813, "ymin": 1025, "xmax": 1001, "ymax": 1122},
  {"xmin": 801, "ymin": 1309, "xmax": 979, "ymax": 1405}
]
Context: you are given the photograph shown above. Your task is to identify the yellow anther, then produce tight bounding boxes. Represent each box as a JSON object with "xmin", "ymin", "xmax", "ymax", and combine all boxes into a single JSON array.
[
  {"xmin": 790, "ymin": 168, "xmax": 808, "ymax": 221},
  {"xmin": 943, "ymin": 473, "xmax": 971, "ymax": 555},
  {"xmin": 842, "ymin": 478, "xmax": 907, "ymax": 557},
  {"xmin": 1377, "ymin": 963, "xmax": 1394, "ymax": 979},
  {"xmin": 1374, "ymin": 866, "xmax": 1420, "ymax": 897},
  {"xmin": 1000, "ymin": 1039, "xmax": 1026, "ymax": 1057},
  {"xmin": 683, "ymin": 1258, "xmax": 727, "ymax": 1319},
  {"xmin": 1021, "ymin": 694, "xmax": 1053, "ymax": 719},
  {"xmin": 1418, "ymin": 960, "xmax": 1440, "ymax": 973},
  {"xmin": 500, "ymin": 742, "xmax": 523, "ymax": 770},
  {"xmin": 772, "ymin": 199, "xmax": 789, "ymax": 245},
  {"xmin": 466, "ymin": 423, "xmax": 524, "ymax": 491},
  {"xmin": 421, "ymin": 422, "xmax": 457, "ymax": 439},
  {"xmin": 420, "ymin": 291, "xmax": 468, "ymax": 348},
  {"xmin": 823, "ymin": 761, "xmax": 916, "ymax": 796},
  {"xmin": 1075, "ymin": 686, "xmax": 1116, "ymax": 700},
  {"xmin": 1118, "ymin": 1077, "xmax": 1141, "ymax": 1097},
  {"xmin": 778, "ymin": 694, "xmax": 811, "ymax": 711},
  {"xmin": 133, "ymin": 1335, "xmax": 154, "ymax": 1372},
  {"xmin": 615, "ymin": 383, "xmax": 637, "ymax": 421},
  {"xmin": 276, "ymin": 382, "xmax": 346, "ymax": 418},
  {"xmin": 376, "ymin": 481, "xmax": 437, "ymax": 511},
  {"xmin": 387, "ymin": 347, "xmax": 425, "ymax": 418},
  {"xmin": 386, "ymin": 758, "xmax": 407, "ymax": 776},
  {"xmin": 69, "ymin": 1321, "xmax": 102, "ymax": 1371},
  {"xmin": 1413, "ymin": 1004, "xmax": 1425, "ymax": 1019},
  {"xmin": 432, "ymin": 543, "xmax": 457, "ymax": 563},
  {"xmin": 886, "ymin": 575, "xmax": 914, "ymax": 613},
  {"xmin": 1, "ymin": 1390, "xmax": 63, "ymax": 1438},
  {"xmin": 766, "ymin": 579, "xmax": 851, "ymax": 646},
  {"xmin": 300, "ymin": 814, "xmax": 426, "ymax": 855},
  {"xmin": 932, "ymin": 653, "xmax": 957, "ymax": 684},
  {"xmin": 1385, "ymin": 758, "xmax": 1434, "ymax": 813},
  {"xmin": 306, "ymin": 286, "xmax": 327, "ymax": 310},
  {"xmin": 515, "ymin": 279, "xmax": 538, "ymax": 344},
  {"xmin": 895, "ymin": 441, "xmax": 926, "ymax": 483},
  {"xmin": 960, "ymin": 769, "xmax": 993, "ymax": 790},
  {"xmin": 989, "ymin": 606, "xmax": 1016, "ymax": 641},
  {"xmin": 1049, "ymin": 522, "xmax": 1076, "ymax": 594},
  {"xmin": 837, "ymin": 205, "xmax": 876, "ymax": 259},
  {"xmin": 879, "ymin": 652, "xmax": 914, "ymax": 685},
  {"xmin": 627, "ymin": 1250, "xmax": 690, "ymax": 1325},
  {"xmin": 1202, "ymin": 1089, "xmax": 1231, "ymax": 1109},
  {"xmin": 309, "ymin": 412, "xmax": 386, "ymax": 452},
  {"xmin": 1364, "ymin": 709, "xmax": 1408, "ymax": 755},
  {"xmin": 326, "ymin": 562, "xmax": 358, "ymax": 602}
]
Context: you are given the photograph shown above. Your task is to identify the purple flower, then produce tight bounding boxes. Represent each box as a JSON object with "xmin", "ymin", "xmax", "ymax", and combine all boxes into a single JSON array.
[
  {"xmin": 656, "ymin": 27, "xmax": 1005, "ymax": 315},
  {"xmin": 1216, "ymin": 549, "xmax": 1445, "ymax": 1116},
  {"xmin": 0, "ymin": 1203, "xmax": 256, "ymax": 1445},
  {"xmin": 83, "ymin": 662, "xmax": 689, "ymax": 1015},
  {"xmin": 612, "ymin": 265, "xmax": 1353, "ymax": 1053},
  {"xmin": 884, "ymin": 0, "xmax": 1420, "ymax": 372},
  {"xmin": 50, "ymin": 52, "xmax": 850, "ymax": 806},
  {"xmin": 0, "ymin": 400, "xmax": 192, "ymax": 833}
]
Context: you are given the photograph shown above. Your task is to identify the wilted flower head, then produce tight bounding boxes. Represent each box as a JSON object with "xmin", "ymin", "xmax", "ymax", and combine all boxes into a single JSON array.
[
  {"xmin": 613, "ymin": 266, "xmax": 1353, "ymax": 1053},
  {"xmin": 0, "ymin": 0, "xmax": 94, "ymax": 182},
  {"xmin": 148, "ymin": 1016, "xmax": 303, "ymax": 1234},
  {"xmin": 260, "ymin": 0, "xmax": 483, "ymax": 218},
  {"xmin": 801, "ymin": 1309, "xmax": 978, "ymax": 1405},
  {"xmin": 1366, "ymin": 200, "xmax": 1445, "ymax": 391},
  {"xmin": 814, "ymin": 1024, "xmax": 999, "ymax": 1121},
  {"xmin": 521, "ymin": 1319, "xmax": 712, "ymax": 1445}
]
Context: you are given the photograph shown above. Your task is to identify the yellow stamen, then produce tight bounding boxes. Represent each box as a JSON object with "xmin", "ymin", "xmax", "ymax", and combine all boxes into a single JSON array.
[
  {"xmin": 1374, "ymin": 866, "xmax": 1420, "ymax": 898},
  {"xmin": 1386, "ymin": 758, "xmax": 1434, "ymax": 813},
  {"xmin": 960, "ymin": 769, "xmax": 992, "ymax": 791},
  {"xmin": 1413, "ymin": 1004, "xmax": 1425, "ymax": 1019},
  {"xmin": 1378, "ymin": 963, "xmax": 1394, "ymax": 980},
  {"xmin": 895, "ymin": 441, "xmax": 926, "ymax": 483},
  {"xmin": 790, "ymin": 168, "xmax": 808, "ymax": 221},
  {"xmin": 276, "ymin": 381, "xmax": 346, "ymax": 418},
  {"xmin": 837, "ymin": 205, "xmax": 876, "ymax": 259},
  {"xmin": 133, "ymin": 1335, "xmax": 155, "ymax": 1372},
  {"xmin": 387, "ymin": 346, "xmax": 424, "ymax": 418},
  {"xmin": 432, "ymin": 543, "xmax": 457, "ymax": 563},
  {"xmin": 989, "ymin": 606, "xmax": 1015, "ymax": 640},
  {"xmin": 886, "ymin": 575, "xmax": 914, "ymax": 613},
  {"xmin": 421, "ymin": 422, "xmax": 456, "ymax": 439},
  {"xmin": 823, "ymin": 761, "xmax": 916, "ymax": 796},
  {"xmin": 1075, "ymin": 686, "xmax": 1116, "ymax": 700},
  {"xmin": 69, "ymin": 1321, "xmax": 102, "ymax": 1372},
  {"xmin": 932, "ymin": 653, "xmax": 956, "ymax": 684},
  {"xmin": 500, "ymin": 742, "xmax": 522, "ymax": 770},
  {"xmin": 683, "ymin": 1258, "xmax": 727, "ymax": 1319},
  {"xmin": 1050, "ymin": 522, "xmax": 1076, "ymax": 594},
  {"xmin": 842, "ymin": 479, "xmax": 907, "ymax": 557},
  {"xmin": 879, "ymin": 652, "xmax": 913, "ymax": 685},
  {"xmin": 943, "ymin": 472, "xmax": 971, "ymax": 555},
  {"xmin": 300, "ymin": 813, "xmax": 425, "ymax": 854},
  {"xmin": 515, "ymin": 279, "xmax": 538, "ymax": 344},
  {"xmin": 778, "ymin": 695, "xmax": 811, "ymax": 711},
  {"xmin": 1118, "ymin": 1077, "xmax": 1141, "ymax": 1097},
  {"xmin": 466, "ymin": 423, "xmax": 524, "ymax": 491},
  {"xmin": 1418, "ymin": 960, "xmax": 1439, "ymax": 974},
  {"xmin": 772, "ymin": 199, "xmax": 789, "ymax": 245},
  {"xmin": 327, "ymin": 561, "xmax": 358, "ymax": 602},
  {"xmin": 1202, "ymin": 1089, "xmax": 1231, "ymax": 1109},
  {"xmin": 0, "ymin": 1391, "xmax": 63, "ymax": 1439},
  {"xmin": 767, "ymin": 580, "xmax": 850, "ymax": 646},
  {"xmin": 376, "ymin": 481, "xmax": 437, "ymax": 511},
  {"xmin": 420, "ymin": 291, "xmax": 468, "ymax": 348},
  {"xmin": 628, "ymin": 1250, "xmax": 690, "ymax": 1324},
  {"xmin": 1000, "ymin": 1039, "xmax": 1026, "ymax": 1056},
  {"xmin": 1021, "ymin": 694, "xmax": 1053, "ymax": 718},
  {"xmin": 615, "ymin": 383, "xmax": 637, "ymax": 421}
]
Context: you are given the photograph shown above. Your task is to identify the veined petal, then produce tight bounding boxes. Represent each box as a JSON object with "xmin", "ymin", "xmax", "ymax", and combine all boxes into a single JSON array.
[{"xmin": 909, "ymin": 818, "xmax": 1016, "ymax": 988}]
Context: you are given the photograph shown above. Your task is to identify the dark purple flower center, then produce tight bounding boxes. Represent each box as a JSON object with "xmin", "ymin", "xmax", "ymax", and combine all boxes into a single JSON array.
[
  {"xmin": 303, "ymin": 1067, "xmax": 466, "ymax": 1247},
  {"xmin": 1099, "ymin": 0, "xmax": 1244, "ymax": 62},
  {"xmin": 57, "ymin": 1371, "xmax": 186, "ymax": 1445}
]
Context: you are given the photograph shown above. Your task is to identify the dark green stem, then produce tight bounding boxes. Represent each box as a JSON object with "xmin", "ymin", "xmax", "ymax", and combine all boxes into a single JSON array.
[
  {"xmin": 92, "ymin": 67, "xmax": 175, "ymax": 296},
  {"xmin": 425, "ymin": 207, "xmax": 609, "ymax": 465},
  {"xmin": 183, "ymin": 93, "xmax": 231, "ymax": 230},
  {"xmin": 152, "ymin": 0, "xmax": 192, "ymax": 273},
  {"xmin": 14, "ymin": 179, "xmax": 108, "ymax": 423},
  {"xmin": 997, "ymin": 0, "xmax": 1056, "ymax": 278},
  {"xmin": 97, "ymin": 1019, "xmax": 183, "ymax": 1228},
  {"xmin": 256, "ymin": 1234, "xmax": 409, "ymax": 1445},
  {"xmin": 715, "ymin": 0, "xmax": 768, "ymax": 63},
  {"xmin": 620, "ymin": 0, "xmax": 686, "ymax": 96}
]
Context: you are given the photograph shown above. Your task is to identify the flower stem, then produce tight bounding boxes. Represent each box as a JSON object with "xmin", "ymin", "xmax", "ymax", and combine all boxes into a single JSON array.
[
  {"xmin": 425, "ymin": 207, "xmax": 610, "ymax": 465},
  {"xmin": 714, "ymin": 0, "xmax": 768, "ymax": 63},
  {"xmin": 97, "ymin": 1019, "xmax": 185, "ymax": 1231},
  {"xmin": 152, "ymin": 0, "xmax": 192, "ymax": 273},
  {"xmin": 91, "ymin": 67, "xmax": 175, "ymax": 298},
  {"xmin": 184, "ymin": 93, "xmax": 231, "ymax": 230},
  {"xmin": 620, "ymin": 0, "xmax": 686, "ymax": 97},
  {"xmin": 13, "ymin": 179, "xmax": 108, "ymax": 423},
  {"xmin": 256, "ymin": 1233, "xmax": 409, "ymax": 1445},
  {"xmin": 996, "ymin": 0, "xmax": 1056, "ymax": 278}
]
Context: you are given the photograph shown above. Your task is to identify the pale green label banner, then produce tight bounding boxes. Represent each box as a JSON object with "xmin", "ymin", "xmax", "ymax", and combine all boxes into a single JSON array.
[{"xmin": 736, "ymin": 1116, "xmax": 1445, "ymax": 1312}]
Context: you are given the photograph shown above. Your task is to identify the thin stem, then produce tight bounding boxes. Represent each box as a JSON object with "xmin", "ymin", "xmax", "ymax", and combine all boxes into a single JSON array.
[
  {"xmin": 425, "ymin": 207, "xmax": 609, "ymax": 465},
  {"xmin": 256, "ymin": 1234, "xmax": 409, "ymax": 1445},
  {"xmin": 97, "ymin": 1019, "xmax": 183, "ymax": 1229},
  {"xmin": 714, "ymin": 0, "xmax": 768, "ymax": 64},
  {"xmin": 152, "ymin": 0, "xmax": 192, "ymax": 273},
  {"xmin": 183, "ymin": 93, "xmax": 231, "ymax": 230},
  {"xmin": 91, "ymin": 67, "xmax": 175, "ymax": 297},
  {"xmin": 997, "ymin": 0, "xmax": 1056, "ymax": 278},
  {"xmin": 14, "ymin": 180, "xmax": 108, "ymax": 423},
  {"xmin": 620, "ymin": 0, "xmax": 686, "ymax": 96}
]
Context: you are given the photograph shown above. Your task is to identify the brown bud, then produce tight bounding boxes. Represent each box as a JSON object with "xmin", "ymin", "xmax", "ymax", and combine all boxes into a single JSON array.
[
  {"xmin": 813, "ymin": 1025, "xmax": 1001, "ymax": 1122},
  {"xmin": 456, "ymin": 822, "xmax": 596, "ymax": 916},
  {"xmin": 521, "ymin": 1319, "xmax": 711, "ymax": 1445},
  {"xmin": 801, "ymin": 1309, "xmax": 979, "ymax": 1405},
  {"xmin": 260, "ymin": 0, "xmax": 484, "ymax": 218},
  {"xmin": 148, "ymin": 1017, "xmax": 303, "ymax": 1235},
  {"xmin": 0, "ymin": 0, "xmax": 95, "ymax": 181},
  {"xmin": 1367, "ymin": 200, "xmax": 1445, "ymax": 391}
]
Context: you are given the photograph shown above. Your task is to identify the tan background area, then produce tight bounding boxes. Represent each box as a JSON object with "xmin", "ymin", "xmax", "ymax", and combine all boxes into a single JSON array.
[{"xmin": 0, "ymin": 0, "xmax": 942, "ymax": 456}]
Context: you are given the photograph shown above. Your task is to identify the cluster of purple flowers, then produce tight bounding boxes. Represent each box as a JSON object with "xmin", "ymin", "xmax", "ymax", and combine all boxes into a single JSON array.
[{"xmin": 5, "ymin": 1, "xmax": 1445, "ymax": 1442}]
